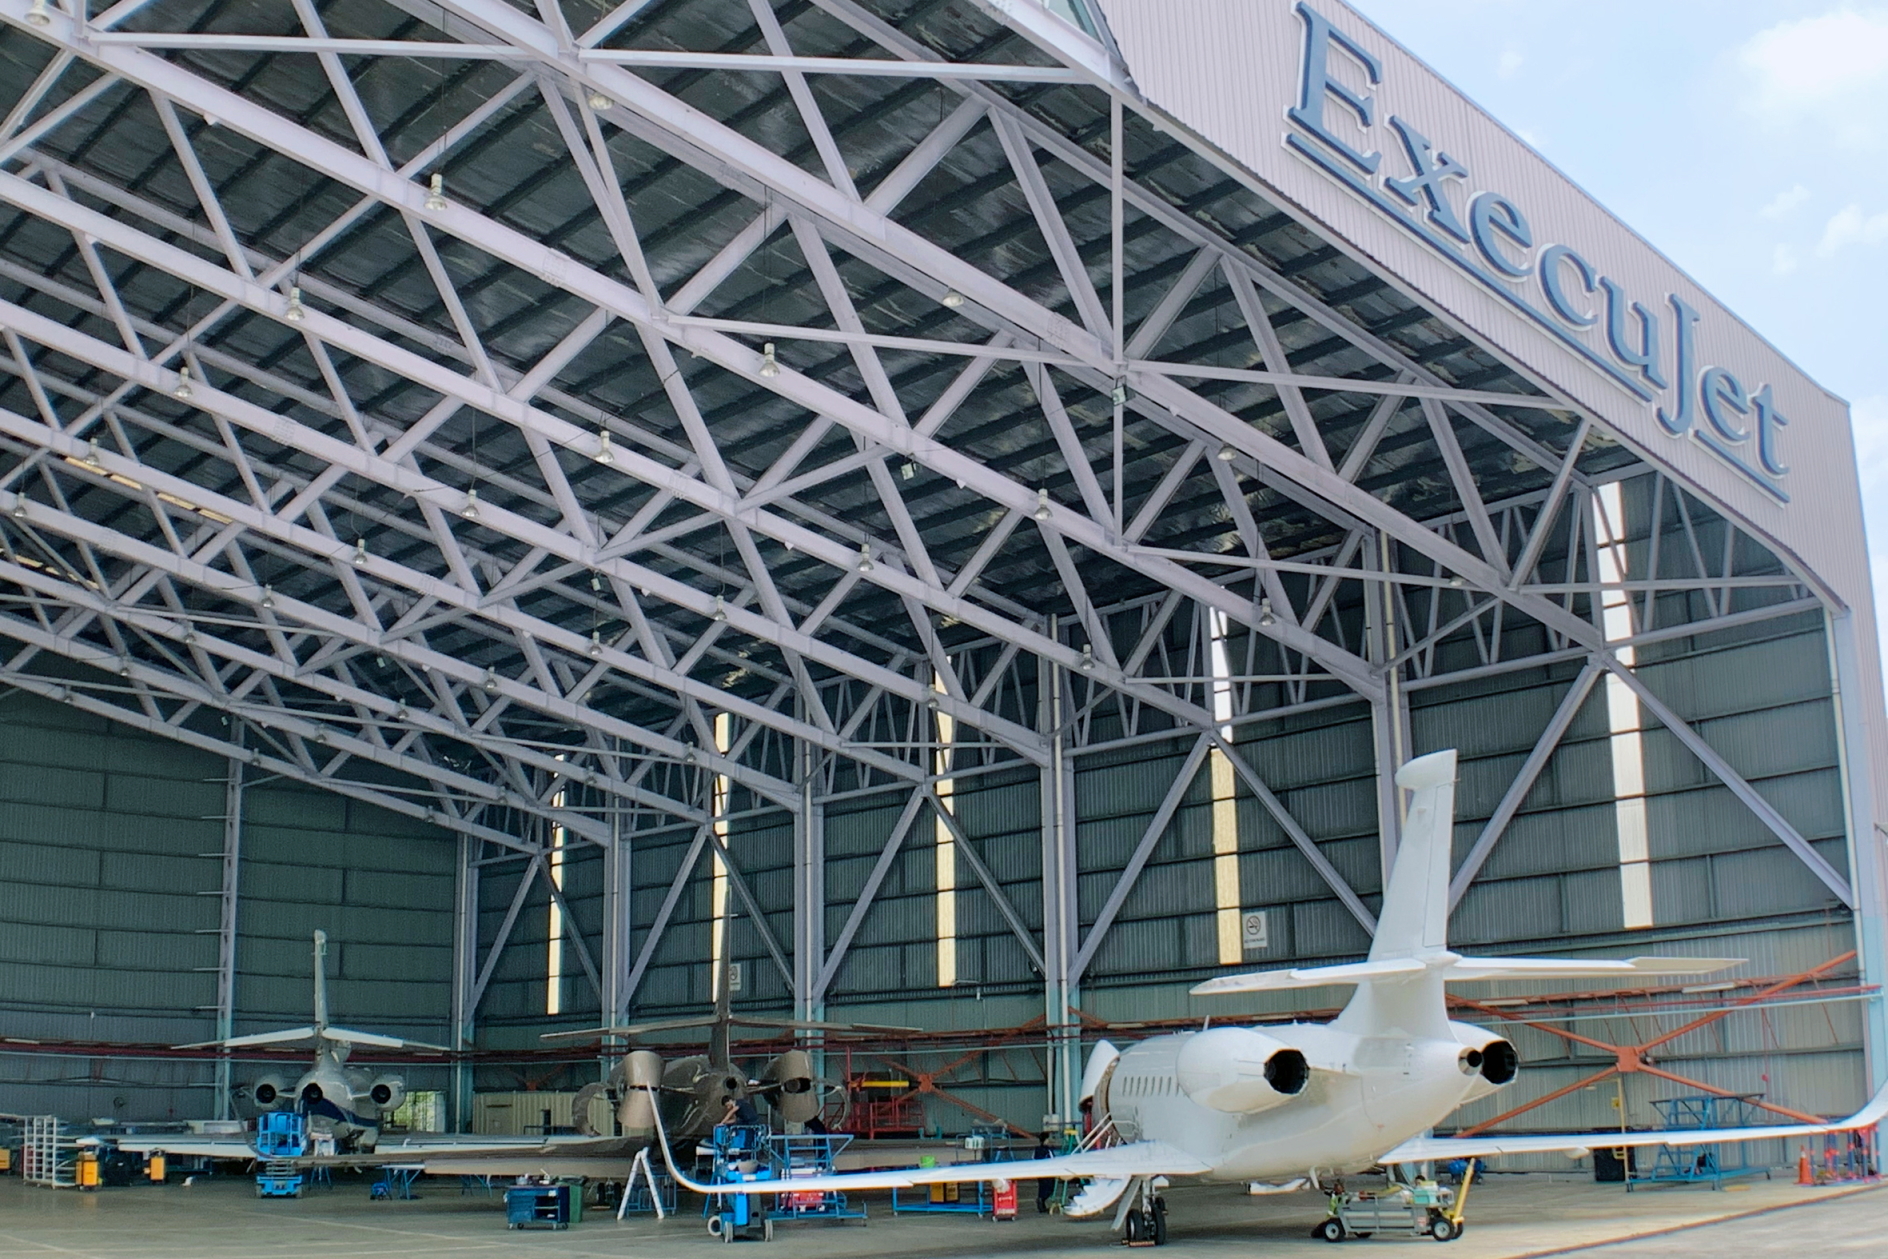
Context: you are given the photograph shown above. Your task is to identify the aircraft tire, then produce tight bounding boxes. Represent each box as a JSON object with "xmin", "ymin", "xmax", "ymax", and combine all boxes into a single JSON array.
[
  {"xmin": 1151, "ymin": 1204, "xmax": 1167, "ymax": 1246},
  {"xmin": 1315, "ymin": 1217, "xmax": 1346, "ymax": 1242},
  {"xmin": 1125, "ymin": 1212, "xmax": 1144, "ymax": 1242}
]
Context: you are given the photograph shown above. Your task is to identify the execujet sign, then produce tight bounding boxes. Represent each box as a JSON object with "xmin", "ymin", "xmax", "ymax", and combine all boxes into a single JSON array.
[{"xmin": 1283, "ymin": 2, "xmax": 1790, "ymax": 503}]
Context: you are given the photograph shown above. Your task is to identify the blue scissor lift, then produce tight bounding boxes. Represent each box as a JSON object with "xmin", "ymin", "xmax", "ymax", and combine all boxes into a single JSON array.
[
  {"xmin": 254, "ymin": 1112, "xmax": 307, "ymax": 1198},
  {"xmin": 703, "ymin": 1124, "xmax": 775, "ymax": 1242}
]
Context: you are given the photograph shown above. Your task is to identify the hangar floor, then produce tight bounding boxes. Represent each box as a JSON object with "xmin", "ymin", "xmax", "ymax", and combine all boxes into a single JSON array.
[{"xmin": 0, "ymin": 1173, "xmax": 1880, "ymax": 1257}]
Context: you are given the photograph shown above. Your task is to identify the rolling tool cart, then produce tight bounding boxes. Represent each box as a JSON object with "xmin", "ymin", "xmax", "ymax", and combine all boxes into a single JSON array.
[{"xmin": 1315, "ymin": 1163, "xmax": 1475, "ymax": 1243}]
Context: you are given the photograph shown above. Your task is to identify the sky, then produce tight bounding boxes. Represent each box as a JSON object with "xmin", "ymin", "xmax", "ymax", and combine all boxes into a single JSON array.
[{"xmin": 1344, "ymin": 1, "xmax": 1888, "ymax": 656}]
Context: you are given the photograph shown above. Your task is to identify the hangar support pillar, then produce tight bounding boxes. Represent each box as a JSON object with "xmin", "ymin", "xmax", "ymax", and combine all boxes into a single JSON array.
[
  {"xmin": 450, "ymin": 833, "xmax": 479, "ymax": 1132},
  {"xmin": 1826, "ymin": 608, "xmax": 1888, "ymax": 1088},
  {"xmin": 211, "ymin": 725, "xmax": 243, "ymax": 1122}
]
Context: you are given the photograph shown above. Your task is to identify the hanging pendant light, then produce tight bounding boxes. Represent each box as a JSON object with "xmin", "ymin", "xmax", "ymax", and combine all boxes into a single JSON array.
[
  {"xmin": 1033, "ymin": 488, "xmax": 1052, "ymax": 521},
  {"xmin": 285, "ymin": 286, "xmax": 306, "ymax": 323},
  {"xmin": 425, "ymin": 172, "xmax": 448, "ymax": 211},
  {"xmin": 758, "ymin": 342, "xmax": 779, "ymax": 378},
  {"xmin": 173, "ymin": 366, "xmax": 194, "ymax": 400}
]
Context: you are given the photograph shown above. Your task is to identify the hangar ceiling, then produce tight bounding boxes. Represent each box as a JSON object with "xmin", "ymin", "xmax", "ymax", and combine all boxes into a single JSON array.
[{"xmin": 0, "ymin": 0, "xmax": 1830, "ymax": 927}]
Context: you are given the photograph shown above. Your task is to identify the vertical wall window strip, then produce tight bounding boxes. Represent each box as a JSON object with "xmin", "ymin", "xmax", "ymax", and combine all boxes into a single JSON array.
[
  {"xmin": 546, "ymin": 766, "xmax": 568, "ymax": 1015},
  {"xmin": 1593, "ymin": 483, "xmax": 1654, "ymax": 929},
  {"xmin": 934, "ymin": 675, "xmax": 957, "ymax": 987},
  {"xmin": 1208, "ymin": 610, "xmax": 1243, "ymax": 964},
  {"xmin": 711, "ymin": 712, "xmax": 733, "ymax": 997}
]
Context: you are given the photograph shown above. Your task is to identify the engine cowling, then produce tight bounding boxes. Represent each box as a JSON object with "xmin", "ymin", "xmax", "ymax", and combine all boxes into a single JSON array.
[
  {"xmin": 248, "ymin": 1074, "xmax": 292, "ymax": 1111},
  {"xmin": 1175, "ymin": 1027, "xmax": 1311, "ymax": 1114},
  {"xmin": 1450, "ymin": 1022, "xmax": 1520, "ymax": 1102},
  {"xmin": 762, "ymin": 1048, "xmax": 821, "ymax": 1125},
  {"xmin": 614, "ymin": 1050, "xmax": 665, "ymax": 1137},
  {"xmin": 367, "ymin": 1076, "xmax": 405, "ymax": 1112}
]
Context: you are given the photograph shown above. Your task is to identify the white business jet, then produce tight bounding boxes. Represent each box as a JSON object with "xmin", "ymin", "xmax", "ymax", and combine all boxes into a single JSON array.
[{"xmin": 657, "ymin": 749, "xmax": 1888, "ymax": 1244}]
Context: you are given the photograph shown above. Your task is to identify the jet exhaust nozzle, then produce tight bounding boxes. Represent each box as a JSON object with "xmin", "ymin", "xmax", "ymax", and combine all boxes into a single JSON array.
[
  {"xmin": 1175, "ymin": 1027, "xmax": 1310, "ymax": 1114},
  {"xmin": 368, "ymin": 1075, "xmax": 405, "ymax": 1111},
  {"xmin": 1452, "ymin": 1024, "xmax": 1521, "ymax": 1101},
  {"xmin": 248, "ymin": 1075, "xmax": 291, "ymax": 1110}
]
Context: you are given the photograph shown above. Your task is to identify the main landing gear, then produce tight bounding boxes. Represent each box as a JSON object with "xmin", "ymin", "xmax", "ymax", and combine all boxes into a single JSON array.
[{"xmin": 1119, "ymin": 1177, "xmax": 1169, "ymax": 1246}]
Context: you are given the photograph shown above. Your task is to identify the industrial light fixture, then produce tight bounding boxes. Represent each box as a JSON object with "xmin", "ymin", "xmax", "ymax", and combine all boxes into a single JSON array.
[
  {"xmin": 395, "ymin": 704, "xmax": 409, "ymax": 722},
  {"xmin": 587, "ymin": 90, "xmax": 611, "ymax": 111},
  {"xmin": 84, "ymin": 438, "xmax": 102, "ymax": 466},
  {"xmin": 941, "ymin": 289, "xmax": 965, "ymax": 309},
  {"xmin": 595, "ymin": 428, "xmax": 614, "ymax": 464},
  {"xmin": 260, "ymin": 584, "xmax": 276, "ymax": 610},
  {"xmin": 353, "ymin": 537, "xmax": 368, "ymax": 566},
  {"xmin": 482, "ymin": 667, "xmax": 500, "ymax": 694},
  {"xmin": 712, "ymin": 595, "xmax": 728, "ymax": 622},
  {"xmin": 1111, "ymin": 383, "xmax": 1128, "ymax": 407},
  {"xmin": 591, "ymin": 573, "xmax": 603, "ymax": 592},
  {"xmin": 1448, "ymin": 574, "xmax": 1466, "ymax": 588},
  {"xmin": 758, "ymin": 342, "xmax": 779, "ymax": 378},
  {"xmin": 425, "ymin": 172, "xmax": 448, "ymax": 211},
  {"xmin": 857, "ymin": 543, "xmax": 873, "ymax": 573},
  {"xmin": 1079, "ymin": 644, "xmax": 1095, "ymax": 672},
  {"xmin": 1216, "ymin": 443, "xmax": 1237, "ymax": 462},
  {"xmin": 10, "ymin": 497, "xmax": 24, "ymax": 519},
  {"xmin": 375, "ymin": 655, "xmax": 388, "ymax": 668},
  {"xmin": 117, "ymin": 658, "xmax": 131, "ymax": 678},
  {"xmin": 1258, "ymin": 597, "xmax": 1276, "ymax": 627},
  {"xmin": 26, "ymin": 0, "xmax": 51, "ymax": 26},
  {"xmin": 461, "ymin": 486, "xmax": 480, "ymax": 520},
  {"xmin": 589, "ymin": 630, "xmax": 603, "ymax": 658},
  {"xmin": 1033, "ymin": 487, "xmax": 1052, "ymax": 521},
  {"xmin": 183, "ymin": 629, "xmax": 198, "ymax": 646},
  {"xmin": 173, "ymin": 366, "xmax": 194, "ymax": 400},
  {"xmin": 683, "ymin": 749, "xmax": 698, "ymax": 765},
  {"xmin": 900, "ymin": 460, "xmax": 917, "ymax": 480},
  {"xmin": 284, "ymin": 286, "xmax": 306, "ymax": 323}
]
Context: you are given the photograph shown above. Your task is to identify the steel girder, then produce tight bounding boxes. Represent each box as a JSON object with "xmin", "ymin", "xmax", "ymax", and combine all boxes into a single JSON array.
[{"xmin": 0, "ymin": 0, "xmax": 1847, "ymax": 1004}]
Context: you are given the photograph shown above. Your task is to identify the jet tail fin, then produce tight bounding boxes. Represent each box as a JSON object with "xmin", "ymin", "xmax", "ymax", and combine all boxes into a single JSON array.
[{"xmin": 1367, "ymin": 749, "xmax": 1456, "ymax": 962}]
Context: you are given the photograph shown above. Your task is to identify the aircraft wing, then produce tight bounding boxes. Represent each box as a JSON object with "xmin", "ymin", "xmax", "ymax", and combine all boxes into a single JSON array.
[
  {"xmin": 658, "ymin": 1138, "xmax": 1211, "ymax": 1197},
  {"xmin": 114, "ymin": 1134, "xmax": 261, "ymax": 1159},
  {"xmin": 1381, "ymin": 1078, "xmax": 1888, "ymax": 1164},
  {"xmin": 319, "ymin": 1026, "xmax": 450, "ymax": 1052}
]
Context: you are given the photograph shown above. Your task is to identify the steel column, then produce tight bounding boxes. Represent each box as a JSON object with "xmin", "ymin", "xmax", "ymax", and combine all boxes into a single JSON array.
[{"xmin": 211, "ymin": 724, "xmax": 243, "ymax": 1121}]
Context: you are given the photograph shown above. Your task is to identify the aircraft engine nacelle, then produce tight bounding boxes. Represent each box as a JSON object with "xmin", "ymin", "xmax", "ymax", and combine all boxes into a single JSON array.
[
  {"xmin": 367, "ymin": 1075, "xmax": 405, "ymax": 1113},
  {"xmin": 762, "ymin": 1048, "xmax": 820, "ymax": 1125},
  {"xmin": 248, "ymin": 1074, "xmax": 293, "ymax": 1111},
  {"xmin": 614, "ymin": 1050, "xmax": 665, "ymax": 1137},
  {"xmin": 1175, "ymin": 1027, "xmax": 1311, "ymax": 1114},
  {"xmin": 1450, "ymin": 1022, "xmax": 1520, "ymax": 1103}
]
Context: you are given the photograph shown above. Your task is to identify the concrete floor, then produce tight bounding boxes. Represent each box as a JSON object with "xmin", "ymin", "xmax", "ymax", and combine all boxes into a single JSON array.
[{"xmin": 0, "ymin": 1170, "xmax": 1879, "ymax": 1257}]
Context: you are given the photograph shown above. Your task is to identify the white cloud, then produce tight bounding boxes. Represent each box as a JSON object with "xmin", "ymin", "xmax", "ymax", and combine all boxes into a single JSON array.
[
  {"xmin": 1760, "ymin": 184, "xmax": 1811, "ymax": 219},
  {"xmin": 1817, "ymin": 203, "xmax": 1888, "ymax": 256},
  {"xmin": 1740, "ymin": 9, "xmax": 1888, "ymax": 110},
  {"xmin": 1772, "ymin": 243, "xmax": 1801, "ymax": 275},
  {"xmin": 1497, "ymin": 47, "xmax": 1524, "ymax": 80},
  {"xmin": 1739, "ymin": 10, "xmax": 1888, "ymax": 146}
]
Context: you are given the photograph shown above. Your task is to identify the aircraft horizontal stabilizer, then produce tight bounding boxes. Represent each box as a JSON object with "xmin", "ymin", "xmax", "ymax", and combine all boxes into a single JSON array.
[
  {"xmin": 540, "ymin": 1015, "xmax": 722, "ymax": 1042},
  {"xmin": 174, "ymin": 1026, "xmax": 319, "ymax": 1050},
  {"xmin": 1442, "ymin": 956, "xmax": 1742, "ymax": 981},
  {"xmin": 1191, "ymin": 959, "xmax": 1426, "ymax": 996},
  {"xmin": 1192, "ymin": 954, "xmax": 1740, "ymax": 996},
  {"xmin": 319, "ymin": 1026, "xmax": 449, "ymax": 1052},
  {"xmin": 1381, "ymin": 1076, "xmax": 1888, "ymax": 1164}
]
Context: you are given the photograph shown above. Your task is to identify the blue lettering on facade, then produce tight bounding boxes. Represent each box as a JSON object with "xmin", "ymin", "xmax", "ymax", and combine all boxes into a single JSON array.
[{"xmin": 1284, "ymin": 1, "xmax": 1788, "ymax": 503}]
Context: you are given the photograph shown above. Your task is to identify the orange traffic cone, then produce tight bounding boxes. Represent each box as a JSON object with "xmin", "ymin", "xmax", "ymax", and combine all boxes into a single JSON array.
[{"xmin": 1797, "ymin": 1147, "xmax": 1813, "ymax": 1185}]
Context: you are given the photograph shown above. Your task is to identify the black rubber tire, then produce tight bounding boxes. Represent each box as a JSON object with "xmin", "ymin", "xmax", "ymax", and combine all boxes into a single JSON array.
[
  {"xmin": 1151, "ymin": 1205, "xmax": 1168, "ymax": 1246},
  {"xmin": 1316, "ymin": 1217, "xmax": 1346, "ymax": 1242},
  {"xmin": 1125, "ymin": 1211, "xmax": 1144, "ymax": 1243},
  {"xmin": 1430, "ymin": 1216, "xmax": 1454, "ymax": 1241},
  {"xmin": 706, "ymin": 1214, "xmax": 723, "ymax": 1238},
  {"xmin": 1450, "ymin": 1221, "xmax": 1466, "ymax": 1240}
]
